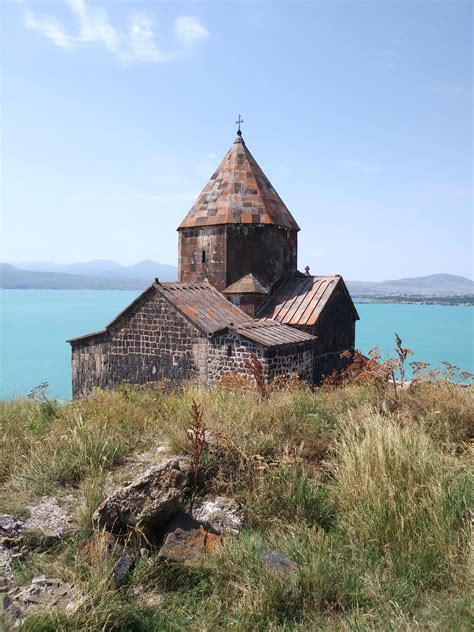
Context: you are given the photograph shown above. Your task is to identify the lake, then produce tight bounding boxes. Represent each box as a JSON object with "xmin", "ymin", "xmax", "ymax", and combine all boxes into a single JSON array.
[{"xmin": 1, "ymin": 290, "xmax": 473, "ymax": 400}]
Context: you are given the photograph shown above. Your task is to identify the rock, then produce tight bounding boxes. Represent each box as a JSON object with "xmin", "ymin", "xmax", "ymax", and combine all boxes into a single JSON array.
[
  {"xmin": 140, "ymin": 591, "xmax": 164, "ymax": 607},
  {"xmin": 261, "ymin": 549, "xmax": 298, "ymax": 578},
  {"xmin": 0, "ymin": 516, "xmax": 25, "ymax": 538},
  {"xmin": 2, "ymin": 577, "xmax": 82, "ymax": 627},
  {"xmin": 0, "ymin": 545, "xmax": 14, "ymax": 580},
  {"xmin": 113, "ymin": 551, "xmax": 133, "ymax": 582},
  {"xmin": 1, "ymin": 497, "xmax": 74, "ymax": 546},
  {"xmin": 132, "ymin": 585, "xmax": 164, "ymax": 607},
  {"xmin": 102, "ymin": 444, "xmax": 169, "ymax": 498},
  {"xmin": 24, "ymin": 497, "xmax": 74, "ymax": 538},
  {"xmin": 93, "ymin": 457, "xmax": 190, "ymax": 534},
  {"xmin": 80, "ymin": 532, "xmax": 134, "ymax": 582},
  {"xmin": 159, "ymin": 511, "xmax": 222, "ymax": 563},
  {"xmin": 140, "ymin": 547, "xmax": 150, "ymax": 560},
  {"xmin": 193, "ymin": 496, "xmax": 243, "ymax": 534}
]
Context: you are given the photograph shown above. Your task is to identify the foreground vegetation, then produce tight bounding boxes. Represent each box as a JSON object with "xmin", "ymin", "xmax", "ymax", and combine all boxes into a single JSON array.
[{"xmin": 1, "ymin": 377, "xmax": 472, "ymax": 630}]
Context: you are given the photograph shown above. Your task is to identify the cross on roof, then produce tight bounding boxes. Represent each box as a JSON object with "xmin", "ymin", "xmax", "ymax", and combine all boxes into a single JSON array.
[{"xmin": 235, "ymin": 114, "xmax": 244, "ymax": 134}]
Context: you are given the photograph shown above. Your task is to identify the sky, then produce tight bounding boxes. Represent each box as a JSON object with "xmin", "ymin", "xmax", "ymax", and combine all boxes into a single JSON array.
[{"xmin": 1, "ymin": 0, "xmax": 472, "ymax": 281}]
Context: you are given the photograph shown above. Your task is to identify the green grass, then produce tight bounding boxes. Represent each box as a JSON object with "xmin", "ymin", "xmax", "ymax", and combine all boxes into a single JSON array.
[{"xmin": 1, "ymin": 381, "xmax": 472, "ymax": 631}]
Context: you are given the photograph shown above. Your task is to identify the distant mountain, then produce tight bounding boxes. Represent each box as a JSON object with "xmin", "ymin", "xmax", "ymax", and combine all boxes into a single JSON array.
[
  {"xmin": 12, "ymin": 259, "xmax": 177, "ymax": 281},
  {"xmin": 0, "ymin": 264, "xmax": 154, "ymax": 290},
  {"xmin": 347, "ymin": 274, "xmax": 474, "ymax": 296},
  {"xmin": 2, "ymin": 263, "xmax": 472, "ymax": 295}
]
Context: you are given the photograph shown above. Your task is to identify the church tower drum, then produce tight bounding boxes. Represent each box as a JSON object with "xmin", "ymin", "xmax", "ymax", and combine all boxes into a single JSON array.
[{"xmin": 177, "ymin": 129, "xmax": 299, "ymax": 292}]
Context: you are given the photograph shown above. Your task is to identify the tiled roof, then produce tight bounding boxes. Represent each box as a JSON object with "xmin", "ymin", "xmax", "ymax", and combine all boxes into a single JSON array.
[
  {"xmin": 158, "ymin": 282, "xmax": 251, "ymax": 335},
  {"xmin": 234, "ymin": 320, "xmax": 316, "ymax": 347},
  {"xmin": 70, "ymin": 281, "xmax": 252, "ymax": 343},
  {"xmin": 258, "ymin": 275, "xmax": 359, "ymax": 326},
  {"xmin": 223, "ymin": 273, "xmax": 269, "ymax": 295},
  {"xmin": 178, "ymin": 132, "xmax": 300, "ymax": 231}
]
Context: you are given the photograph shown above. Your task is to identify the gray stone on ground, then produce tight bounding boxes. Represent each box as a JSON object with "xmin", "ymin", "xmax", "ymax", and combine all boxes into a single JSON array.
[
  {"xmin": 102, "ymin": 444, "xmax": 169, "ymax": 497},
  {"xmin": 24, "ymin": 497, "xmax": 74, "ymax": 538},
  {"xmin": 2, "ymin": 576, "xmax": 83, "ymax": 627},
  {"xmin": 0, "ymin": 516, "xmax": 25, "ymax": 539},
  {"xmin": 1, "ymin": 496, "xmax": 74, "ymax": 543},
  {"xmin": 0, "ymin": 545, "xmax": 14, "ymax": 580},
  {"xmin": 193, "ymin": 496, "xmax": 243, "ymax": 534},
  {"xmin": 261, "ymin": 549, "xmax": 298, "ymax": 578},
  {"xmin": 93, "ymin": 457, "xmax": 190, "ymax": 533}
]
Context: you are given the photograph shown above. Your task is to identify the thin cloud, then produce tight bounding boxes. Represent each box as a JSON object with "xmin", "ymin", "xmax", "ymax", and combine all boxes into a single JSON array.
[
  {"xmin": 22, "ymin": 0, "xmax": 209, "ymax": 64},
  {"xmin": 68, "ymin": 0, "xmax": 120, "ymax": 53},
  {"xmin": 127, "ymin": 14, "xmax": 168, "ymax": 63},
  {"xmin": 24, "ymin": 10, "xmax": 72, "ymax": 49},
  {"xmin": 174, "ymin": 16, "xmax": 209, "ymax": 48}
]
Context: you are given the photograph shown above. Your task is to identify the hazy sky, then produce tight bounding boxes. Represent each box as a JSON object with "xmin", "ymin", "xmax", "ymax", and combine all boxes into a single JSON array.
[{"xmin": 1, "ymin": 0, "xmax": 472, "ymax": 281}]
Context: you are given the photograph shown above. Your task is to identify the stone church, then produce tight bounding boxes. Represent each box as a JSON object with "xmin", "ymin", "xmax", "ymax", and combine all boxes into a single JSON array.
[{"xmin": 69, "ymin": 128, "xmax": 359, "ymax": 397}]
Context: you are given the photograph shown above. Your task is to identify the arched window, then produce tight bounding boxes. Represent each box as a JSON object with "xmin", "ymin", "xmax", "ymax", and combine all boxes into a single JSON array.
[
  {"xmin": 202, "ymin": 250, "xmax": 206, "ymax": 263},
  {"xmin": 227, "ymin": 345, "xmax": 232, "ymax": 358}
]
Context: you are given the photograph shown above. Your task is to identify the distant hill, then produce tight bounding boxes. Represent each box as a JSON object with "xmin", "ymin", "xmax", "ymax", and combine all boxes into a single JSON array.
[
  {"xmin": 0, "ymin": 264, "xmax": 167, "ymax": 290},
  {"xmin": 2, "ymin": 263, "xmax": 472, "ymax": 295},
  {"xmin": 12, "ymin": 259, "xmax": 177, "ymax": 281},
  {"xmin": 347, "ymin": 274, "xmax": 474, "ymax": 296}
]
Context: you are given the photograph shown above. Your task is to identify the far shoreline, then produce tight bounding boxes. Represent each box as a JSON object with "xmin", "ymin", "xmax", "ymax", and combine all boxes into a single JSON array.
[{"xmin": 2, "ymin": 287, "xmax": 473, "ymax": 307}]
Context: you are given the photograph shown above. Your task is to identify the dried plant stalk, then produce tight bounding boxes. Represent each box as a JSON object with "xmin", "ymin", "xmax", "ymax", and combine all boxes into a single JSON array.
[
  {"xmin": 245, "ymin": 353, "xmax": 268, "ymax": 398},
  {"xmin": 188, "ymin": 399, "xmax": 206, "ymax": 513}
]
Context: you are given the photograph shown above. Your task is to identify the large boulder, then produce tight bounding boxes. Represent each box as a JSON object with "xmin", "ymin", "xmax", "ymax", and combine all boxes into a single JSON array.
[{"xmin": 93, "ymin": 458, "xmax": 190, "ymax": 534}]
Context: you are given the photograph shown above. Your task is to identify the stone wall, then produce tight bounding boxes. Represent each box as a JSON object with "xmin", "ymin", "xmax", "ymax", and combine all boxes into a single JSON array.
[
  {"xmin": 310, "ymin": 286, "xmax": 357, "ymax": 383},
  {"xmin": 71, "ymin": 289, "xmax": 207, "ymax": 397},
  {"xmin": 178, "ymin": 224, "xmax": 297, "ymax": 292},
  {"xmin": 178, "ymin": 226, "xmax": 228, "ymax": 290},
  {"xmin": 225, "ymin": 224, "xmax": 297, "ymax": 290},
  {"xmin": 263, "ymin": 344, "xmax": 314, "ymax": 382},
  {"xmin": 207, "ymin": 333, "xmax": 314, "ymax": 385},
  {"xmin": 71, "ymin": 332, "xmax": 110, "ymax": 398}
]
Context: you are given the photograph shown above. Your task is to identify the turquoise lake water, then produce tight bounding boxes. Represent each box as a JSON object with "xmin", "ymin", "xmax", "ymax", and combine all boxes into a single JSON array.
[{"xmin": 1, "ymin": 290, "xmax": 473, "ymax": 400}]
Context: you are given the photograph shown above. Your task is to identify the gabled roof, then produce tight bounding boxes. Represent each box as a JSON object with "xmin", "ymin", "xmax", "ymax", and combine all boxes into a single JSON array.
[
  {"xmin": 68, "ymin": 280, "xmax": 318, "ymax": 348},
  {"xmin": 157, "ymin": 282, "xmax": 251, "ymax": 335},
  {"xmin": 223, "ymin": 273, "xmax": 270, "ymax": 295},
  {"xmin": 232, "ymin": 320, "xmax": 316, "ymax": 347},
  {"xmin": 257, "ymin": 275, "xmax": 359, "ymax": 327},
  {"xmin": 178, "ymin": 132, "xmax": 299, "ymax": 231},
  {"xmin": 69, "ymin": 281, "xmax": 252, "ymax": 344}
]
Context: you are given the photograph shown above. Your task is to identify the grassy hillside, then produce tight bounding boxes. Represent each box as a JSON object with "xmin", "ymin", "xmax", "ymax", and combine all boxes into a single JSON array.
[{"xmin": 1, "ymin": 379, "xmax": 472, "ymax": 631}]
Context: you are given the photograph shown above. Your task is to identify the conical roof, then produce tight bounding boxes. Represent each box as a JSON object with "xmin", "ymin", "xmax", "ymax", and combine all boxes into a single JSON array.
[{"xmin": 179, "ymin": 132, "xmax": 300, "ymax": 231}]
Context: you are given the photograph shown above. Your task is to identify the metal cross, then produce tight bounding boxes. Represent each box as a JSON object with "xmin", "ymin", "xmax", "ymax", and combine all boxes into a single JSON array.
[{"xmin": 235, "ymin": 114, "xmax": 244, "ymax": 133}]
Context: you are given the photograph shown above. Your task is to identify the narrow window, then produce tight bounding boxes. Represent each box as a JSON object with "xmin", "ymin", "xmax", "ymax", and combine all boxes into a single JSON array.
[
  {"xmin": 227, "ymin": 345, "xmax": 232, "ymax": 358},
  {"xmin": 202, "ymin": 250, "xmax": 206, "ymax": 263}
]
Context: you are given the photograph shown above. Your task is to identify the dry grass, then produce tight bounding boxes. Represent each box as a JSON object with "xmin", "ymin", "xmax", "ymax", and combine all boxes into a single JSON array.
[{"xmin": 1, "ymin": 379, "xmax": 472, "ymax": 631}]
